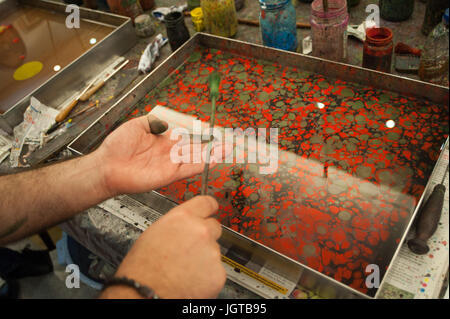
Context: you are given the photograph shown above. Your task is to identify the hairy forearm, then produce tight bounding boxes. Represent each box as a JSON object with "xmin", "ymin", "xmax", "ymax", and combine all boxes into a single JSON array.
[{"xmin": 0, "ymin": 151, "xmax": 110, "ymax": 245}]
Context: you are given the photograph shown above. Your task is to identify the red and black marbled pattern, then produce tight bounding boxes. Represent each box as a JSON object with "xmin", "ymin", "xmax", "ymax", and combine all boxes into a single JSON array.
[{"xmin": 127, "ymin": 48, "xmax": 448, "ymax": 296}]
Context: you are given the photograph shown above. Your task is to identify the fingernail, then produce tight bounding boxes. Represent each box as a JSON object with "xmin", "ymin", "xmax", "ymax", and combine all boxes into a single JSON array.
[{"xmin": 150, "ymin": 120, "xmax": 168, "ymax": 135}]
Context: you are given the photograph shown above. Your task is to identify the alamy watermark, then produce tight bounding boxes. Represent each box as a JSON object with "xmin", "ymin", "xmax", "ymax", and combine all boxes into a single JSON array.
[
  {"xmin": 65, "ymin": 264, "xmax": 80, "ymax": 289},
  {"xmin": 365, "ymin": 264, "xmax": 380, "ymax": 289},
  {"xmin": 65, "ymin": 4, "xmax": 80, "ymax": 29},
  {"xmin": 169, "ymin": 120, "xmax": 279, "ymax": 175},
  {"xmin": 365, "ymin": 4, "xmax": 380, "ymax": 27},
  {"xmin": 63, "ymin": 262, "xmax": 381, "ymax": 290}
]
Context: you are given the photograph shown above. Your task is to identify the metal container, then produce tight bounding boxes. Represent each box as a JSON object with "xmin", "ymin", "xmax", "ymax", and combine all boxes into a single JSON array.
[
  {"xmin": 68, "ymin": 33, "xmax": 449, "ymax": 299},
  {"xmin": 0, "ymin": 0, "xmax": 137, "ymax": 135}
]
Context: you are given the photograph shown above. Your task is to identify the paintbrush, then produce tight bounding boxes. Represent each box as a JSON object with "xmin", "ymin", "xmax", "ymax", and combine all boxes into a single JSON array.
[
  {"xmin": 201, "ymin": 71, "xmax": 221, "ymax": 196},
  {"xmin": 53, "ymin": 57, "xmax": 126, "ymax": 124},
  {"xmin": 79, "ymin": 59, "xmax": 129, "ymax": 102},
  {"xmin": 53, "ymin": 74, "xmax": 102, "ymax": 123},
  {"xmin": 323, "ymin": 0, "xmax": 328, "ymax": 12}
]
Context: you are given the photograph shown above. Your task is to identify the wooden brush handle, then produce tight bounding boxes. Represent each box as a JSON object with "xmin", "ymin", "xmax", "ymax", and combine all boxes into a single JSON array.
[
  {"xmin": 79, "ymin": 80, "xmax": 105, "ymax": 102},
  {"xmin": 183, "ymin": 12, "xmax": 310, "ymax": 28},
  {"xmin": 237, "ymin": 18, "xmax": 310, "ymax": 29},
  {"xmin": 55, "ymin": 99, "xmax": 78, "ymax": 122},
  {"xmin": 237, "ymin": 18, "xmax": 259, "ymax": 27},
  {"xmin": 408, "ymin": 184, "xmax": 446, "ymax": 255}
]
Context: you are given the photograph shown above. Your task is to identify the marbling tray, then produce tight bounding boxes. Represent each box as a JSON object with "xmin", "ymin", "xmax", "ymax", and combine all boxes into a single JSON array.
[{"xmin": 68, "ymin": 33, "xmax": 449, "ymax": 298}]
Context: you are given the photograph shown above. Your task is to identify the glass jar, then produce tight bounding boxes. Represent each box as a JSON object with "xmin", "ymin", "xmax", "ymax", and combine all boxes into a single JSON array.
[
  {"xmin": 419, "ymin": 9, "xmax": 449, "ymax": 85},
  {"xmin": 421, "ymin": 0, "xmax": 448, "ymax": 35},
  {"xmin": 259, "ymin": 0, "xmax": 298, "ymax": 52},
  {"xmin": 164, "ymin": 11, "xmax": 191, "ymax": 52},
  {"xmin": 134, "ymin": 14, "xmax": 155, "ymax": 38},
  {"xmin": 362, "ymin": 27, "xmax": 393, "ymax": 73},
  {"xmin": 310, "ymin": 0, "xmax": 349, "ymax": 62},
  {"xmin": 379, "ymin": 0, "xmax": 414, "ymax": 22},
  {"xmin": 201, "ymin": 0, "xmax": 238, "ymax": 38}
]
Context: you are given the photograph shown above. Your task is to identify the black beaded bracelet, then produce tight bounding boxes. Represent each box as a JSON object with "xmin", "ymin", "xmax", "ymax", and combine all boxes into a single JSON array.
[{"xmin": 103, "ymin": 276, "xmax": 156, "ymax": 299}]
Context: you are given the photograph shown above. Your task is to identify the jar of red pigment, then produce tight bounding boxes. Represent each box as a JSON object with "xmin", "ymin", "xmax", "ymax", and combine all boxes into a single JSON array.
[
  {"xmin": 362, "ymin": 27, "xmax": 393, "ymax": 73},
  {"xmin": 310, "ymin": 0, "xmax": 349, "ymax": 62}
]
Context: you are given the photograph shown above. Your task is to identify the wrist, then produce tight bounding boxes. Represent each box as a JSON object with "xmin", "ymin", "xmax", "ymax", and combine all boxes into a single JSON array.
[
  {"xmin": 100, "ymin": 285, "xmax": 143, "ymax": 299},
  {"xmin": 102, "ymin": 276, "xmax": 156, "ymax": 299},
  {"xmin": 85, "ymin": 150, "xmax": 116, "ymax": 199}
]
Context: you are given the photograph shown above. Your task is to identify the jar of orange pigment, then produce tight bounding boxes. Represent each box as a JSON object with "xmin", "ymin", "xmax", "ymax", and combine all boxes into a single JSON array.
[{"xmin": 362, "ymin": 27, "xmax": 393, "ymax": 73}]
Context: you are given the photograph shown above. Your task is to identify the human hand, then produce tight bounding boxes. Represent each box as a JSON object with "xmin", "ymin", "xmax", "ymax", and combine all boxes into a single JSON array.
[
  {"xmin": 93, "ymin": 114, "xmax": 221, "ymax": 197},
  {"xmin": 102, "ymin": 196, "xmax": 226, "ymax": 299}
]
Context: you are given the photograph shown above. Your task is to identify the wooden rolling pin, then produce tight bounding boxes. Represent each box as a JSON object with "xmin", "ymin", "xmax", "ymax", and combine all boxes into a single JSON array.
[
  {"xmin": 183, "ymin": 11, "xmax": 311, "ymax": 29},
  {"xmin": 408, "ymin": 165, "xmax": 448, "ymax": 255}
]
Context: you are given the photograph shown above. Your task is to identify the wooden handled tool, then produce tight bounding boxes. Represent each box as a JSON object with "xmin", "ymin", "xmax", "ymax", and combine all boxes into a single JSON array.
[
  {"xmin": 79, "ymin": 80, "xmax": 106, "ymax": 102},
  {"xmin": 54, "ymin": 59, "xmax": 129, "ymax": 123},
  {"xmin": 79, "ymin": 59, "xmax": 129, "ymax": 102},
  {"xmin": 201, "ymin": 71, "xmax": 221, "ymax": 195},
  {"xmin": 237, "ymin": 18, "xmax": 310, "ymax": 29},
  {"xmin": 323, "ymin": 0, "xmax": 329, "ymax": 12},
  {"xmin": 408, "ymin": 165, "xmax": 448, "ymax": 255},
  {"xmin": 54, "ymin": 74, "xmax": 102, "ymax": 123},
  {"xmin": 55, "ymin": 99, "xmax": 79, "ymax": 123}
]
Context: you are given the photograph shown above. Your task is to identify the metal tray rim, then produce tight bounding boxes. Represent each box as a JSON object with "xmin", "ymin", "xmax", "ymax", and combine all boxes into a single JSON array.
[
  {"xmin": 0, "ymin": 0, "xmax": 135, "ymax": 133},
  {"xmin": 68, "ymin": 33, "xmax": 450, "ymax": 298}
]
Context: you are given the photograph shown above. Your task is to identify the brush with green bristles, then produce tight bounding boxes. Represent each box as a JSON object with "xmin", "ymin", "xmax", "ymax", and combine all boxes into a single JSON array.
[{"xmin": 201, "ymin": 71, "xmax": 221, "ymax": 195}]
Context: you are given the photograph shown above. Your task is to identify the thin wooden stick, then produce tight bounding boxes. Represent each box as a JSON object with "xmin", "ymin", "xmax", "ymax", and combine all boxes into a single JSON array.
[
  {"xmin": 183, "ymin": 11, "xmax": 311, "ymax": 29},
  {"xmin": 238, "ymin": 18, "xmax": 310, "ymax": 29},
  {"xmin": 323, "ymin": 0, "xmax": 328, "ymax": 12}
]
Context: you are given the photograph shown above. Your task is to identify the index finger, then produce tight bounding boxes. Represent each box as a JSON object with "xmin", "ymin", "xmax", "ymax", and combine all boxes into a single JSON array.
[{"xmin": 177, "ymin": 195, "xmax": 219, "ymax": 219}]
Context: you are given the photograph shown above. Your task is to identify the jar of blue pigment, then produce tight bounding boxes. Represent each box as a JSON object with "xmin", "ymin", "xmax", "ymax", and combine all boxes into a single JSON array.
[{"xmin": 259, "ymin": 0, "xmax": 298, "ymax": 52}]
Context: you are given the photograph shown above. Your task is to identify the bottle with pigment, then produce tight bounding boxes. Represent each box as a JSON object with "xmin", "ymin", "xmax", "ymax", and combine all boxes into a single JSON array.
[
  {"xmin": 201, "ymin": 0, "xmax": 238, "ymax": 38},
  {"xmin": 259, "ymin": 0, "xmax": 298, "ymax": 52},
  {"xmin": 419, "ymin": 9, "xmax": 449, "ymax": 85},
  {"xmin": 362, "ymin": 27, "xmax": 393, "ymax": 73},
  {"xmin": 310, "ymin": 0, "xmax": 349, "ymax": 62}
]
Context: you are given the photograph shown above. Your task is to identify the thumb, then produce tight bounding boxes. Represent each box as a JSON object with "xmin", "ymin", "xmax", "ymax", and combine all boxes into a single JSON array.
[{"xmin": 146, "ymin": 114, "xmax": 169, "ymax": 135}]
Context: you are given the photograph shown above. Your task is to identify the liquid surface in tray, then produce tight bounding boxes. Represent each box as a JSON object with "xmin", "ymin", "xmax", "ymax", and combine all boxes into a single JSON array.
[
  {"xmin": 0, "ymin": 5, "xmax": 114, "ymax": 112},
  {"xmin": 130, "ymin": 47, "xmax": 448, "ymax": 296}
]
